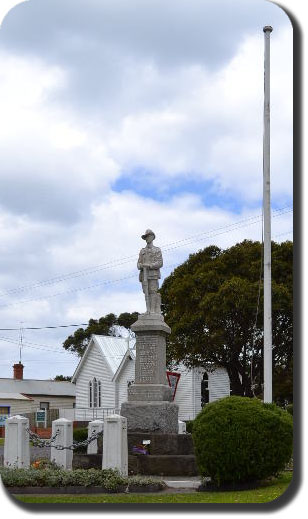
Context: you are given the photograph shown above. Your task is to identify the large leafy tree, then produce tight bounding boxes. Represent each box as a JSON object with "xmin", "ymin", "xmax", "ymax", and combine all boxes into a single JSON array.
[
  {"xmin": 62, "ymin": 312, "xmax": 138, "ymax": 357},
  {"xmin": 160, "ymin": 240, "xmax": 293, "ymax": 400}
]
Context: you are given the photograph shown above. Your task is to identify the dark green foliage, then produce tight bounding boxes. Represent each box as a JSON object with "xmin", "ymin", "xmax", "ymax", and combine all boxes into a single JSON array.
[
  {"xmin": 73, "ymin": 428, "xmax": 88, "ymax": 453},
  {"xmin": 185, "ymin": 420, "xmax": 194, "ymax": 434},
  {"xmin": 161, "ymin": 240, "xmax": 293, "ymax": 399},
  {"xmin": 192, "ymin": 396, "xmax": 293, "ymax": 486},
  {"xmin": 73, "ymin": 427, "xmax": 88, "ymax": 442},
  {"xmin": 63, "ymin": 312, "xmax": 139, "ymax": 356},
  {"xmin": 285, "ymin": 404, "xmax": 293, "ymax": 416},
  {"xmin": 53, "ymin": 375, "xmax": 72, "ymax": 381}
]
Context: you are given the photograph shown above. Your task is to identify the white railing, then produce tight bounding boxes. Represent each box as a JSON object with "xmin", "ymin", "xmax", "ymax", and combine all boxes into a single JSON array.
[
  {"xmin": 58, "ymin": 408, "xmax": 75, "ymax": 421},
  {"xmin": 59, "ymin": 407, "xmax": 119, "ymax": 422}
]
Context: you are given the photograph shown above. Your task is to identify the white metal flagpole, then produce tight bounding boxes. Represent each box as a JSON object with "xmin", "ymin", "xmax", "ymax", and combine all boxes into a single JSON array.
[{"xmin": 263, "ymin": 25, "xmax": 273, "ymax": 403}]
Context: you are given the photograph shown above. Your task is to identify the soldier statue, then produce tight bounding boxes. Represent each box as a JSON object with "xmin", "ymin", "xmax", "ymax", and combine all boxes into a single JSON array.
[{"xmin": 137, "ymin": 229, "xmax": 163, "ymax": 314}]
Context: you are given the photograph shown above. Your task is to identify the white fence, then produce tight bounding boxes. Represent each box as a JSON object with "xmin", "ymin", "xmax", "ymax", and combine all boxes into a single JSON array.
[
  {"xmin": 4, "ymin": 414, "xmax": 127, "ymax": 473},
  {"xmin": 59, "ymin": 407, "xmax": 120, "ymax": 421}
]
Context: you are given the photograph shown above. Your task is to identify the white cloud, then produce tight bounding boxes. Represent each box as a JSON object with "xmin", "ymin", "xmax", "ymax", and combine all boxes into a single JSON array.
[
  {"xmin": 0, "ymin": 2, "xmax": 293, "ymax": 379},
  {"xmin": 102, "ymin": 28, "xmax": 292, "ymax": 204},
  {"xmin": 0, "ymin": 50, "xmax": 120, "ymax": 220}
]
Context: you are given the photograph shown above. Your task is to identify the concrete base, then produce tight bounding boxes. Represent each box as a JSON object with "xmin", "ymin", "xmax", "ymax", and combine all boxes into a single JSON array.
[
  {"xmin": 127, "ymin": 432, "xmax": 194, "ymax": 455},
  {"xmin": 121, "ymin": 401, "xmax": 179, "ymax": 433},
  {"xmin": 127, "ymin": 383, "xmax": 172, "ymax": 402},
  {"xmin": 73, "ymin": 453, "xmax": 199, "ymax": 477},
  {"xmin": 73, "ymin": 432, "xmax": 199, "ymax": 476},
  {"xmin": 128, "ymin": 454, "xmax": 198, "ymax": 477}
]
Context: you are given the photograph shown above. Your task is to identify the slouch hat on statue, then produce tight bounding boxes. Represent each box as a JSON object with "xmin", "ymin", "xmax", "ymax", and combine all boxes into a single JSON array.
[{"xmin": 141, "ymin": 229, "xmax": 155, "ymax": 240}]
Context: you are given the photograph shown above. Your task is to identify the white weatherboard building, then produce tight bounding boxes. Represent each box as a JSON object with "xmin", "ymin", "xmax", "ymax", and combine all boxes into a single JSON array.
[
  {"xmin": 72, "ymin": 334, "xmax": 230, "ymax": 421},
  {"xmin": 0, "ymin": 363, "xmax": 76, "ymax": 418},
  {"xmin": 71, "ymin": 335, "xmax": 135, "ymax": 421}
]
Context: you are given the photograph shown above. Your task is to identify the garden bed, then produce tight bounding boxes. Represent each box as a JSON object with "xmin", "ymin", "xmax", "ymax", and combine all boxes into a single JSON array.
[{"xmin": 0, "ymin": 467, "xmax": 166, "ymax": 494}]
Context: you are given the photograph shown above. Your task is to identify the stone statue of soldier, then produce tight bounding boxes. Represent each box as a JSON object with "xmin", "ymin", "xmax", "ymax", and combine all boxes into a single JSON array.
[{"xmin": 137, "ymin": 229, "xmax": 163, "ymax": 314}]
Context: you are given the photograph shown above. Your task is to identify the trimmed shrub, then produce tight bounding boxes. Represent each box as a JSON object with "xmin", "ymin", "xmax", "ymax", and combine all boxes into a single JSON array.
[
  {"xmin": 192, "ymin": 396, "xmax": 293, "ymax": 487},
  {"xmin": 73, "ymin": 427, "xmax": 88, "ymax": 453},
  {"xmin": 185, "ymin": 420, "xmax": 194, "ymax": 434},
  {"xmin": 286, "ymin": 404, "xmax": 293, "ymax": 416},
  {"xmin": 0, "ymin": 467, "xmax": 165, "ymax": 492},
  {"xmin": 73, "ymin": 427, "xmax": 88, "ymax": 442}
]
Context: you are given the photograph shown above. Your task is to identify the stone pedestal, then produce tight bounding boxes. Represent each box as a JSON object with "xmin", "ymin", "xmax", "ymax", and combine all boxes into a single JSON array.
[
  {"xmin": 4, "ymin": 415, "xmax": 30, "ymax": 469},
  {"xmin": 50, "ymin": 418, "xmax": 73, "ymax": 470},
  {"xmin": 121, "ymin": 313, "xmax": 179, "ymax": 433},
  {"xmin": 102, "ymin": 414, "xmax": 128, "ymax": 476}
]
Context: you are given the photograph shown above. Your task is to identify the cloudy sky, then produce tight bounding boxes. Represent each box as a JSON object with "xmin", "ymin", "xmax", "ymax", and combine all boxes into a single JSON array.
[{"xmin": 0, "ymin": 0, "xmax": 293, "ymax": 380}]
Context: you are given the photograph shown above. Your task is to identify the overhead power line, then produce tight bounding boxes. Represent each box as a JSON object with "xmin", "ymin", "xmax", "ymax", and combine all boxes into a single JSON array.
[
  {"xmin": 0, "ymin": 323, "xmax": 89, "ymax": 331},
  {"xmin": 0, "ymin": 335, "xmax": 134, "ymax": 361},
  {"xmin": 0, "ymin": 217, "xmax": 292, "ymax": 310},
  {"xmin": 0, "ymin": 205, "xmax": 292, "ymax": 299},
  {"xmin": 0, "ymin": 273, "xmax": 138, "ymax": 309},
  {"xmin": 0, "ymin": 335, "xmax": 76, "ymax": 355}
]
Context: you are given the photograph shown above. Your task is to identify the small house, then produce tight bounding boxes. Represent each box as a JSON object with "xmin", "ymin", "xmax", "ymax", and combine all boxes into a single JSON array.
[{"xmin": 0, "ymin": 362, "xmax": 76, "ymax": 416}]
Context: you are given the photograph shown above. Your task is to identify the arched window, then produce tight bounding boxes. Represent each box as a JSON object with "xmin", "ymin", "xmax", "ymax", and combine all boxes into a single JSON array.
[
  {"xmin": 89, "ymin": 380, "xmax": 93, "ymax": 408},
  {"xmin": 201, "ymin": 372, "xmax": 209, "ymax": 407},
  {"xmin": 89, "ymin": 378, "xmax": 102, "ymax": 408},
  {"xmin": 98, "ymin": 380, "xmax": 102, "ymax": 407},
  {"xmin": 93, "ymin": 377, "xmax": 98, "ymax": 408}
]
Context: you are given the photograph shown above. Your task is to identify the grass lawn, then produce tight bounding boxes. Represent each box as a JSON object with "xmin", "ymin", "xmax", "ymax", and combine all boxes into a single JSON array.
[
  {"xmin": 0, "ymin": 439, "xmax": 4, "ymax": 446},
  {"xmin": 13, "ymin": 472, "xmax": 292, "ymax": 504}
]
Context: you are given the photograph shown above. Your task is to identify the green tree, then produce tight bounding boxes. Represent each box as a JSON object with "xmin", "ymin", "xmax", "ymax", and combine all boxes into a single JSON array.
[
  {"xmin": 160, "ymin": 240, "xmax": 292, "ymax": 399},
  {"xmin": 53, "ymin": 375, "xmax": 72, "ymax": 381},
  {"xmin": 62, "ymin": 312, "xmax": 138, "ymax": 357}
]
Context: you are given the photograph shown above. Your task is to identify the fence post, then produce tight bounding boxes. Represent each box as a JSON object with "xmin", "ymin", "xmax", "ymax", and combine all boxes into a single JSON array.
[
  {"xmin": 50, "ymin": 418, "xmax": 73, "ymax": 470},
  {"xmin": 102, "ymin": 414, "xmax": 128, "ymax": 475},
  {"xmin": 178, "ymin": 420, "xmax": 186, "ymax": 434},
  {"xmin": 4, "ymin": 415, "xmax": 30, "ymax": 469},
  {"xmin": 87, "ymin": 419, "xmax": 104, "ymax": 454}
]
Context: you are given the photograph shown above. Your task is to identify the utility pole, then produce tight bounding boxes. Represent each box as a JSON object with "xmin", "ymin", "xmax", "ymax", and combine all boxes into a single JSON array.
[
  {"xmin": 19, "ymin": 322, "xmax": 24, "ymax": 363},
  {"xmin": 263, "ymin": 25, "xmax": 273, "ymax": 403}
]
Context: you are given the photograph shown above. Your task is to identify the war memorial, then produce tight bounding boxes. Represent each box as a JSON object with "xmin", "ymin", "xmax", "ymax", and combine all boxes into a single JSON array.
[
  {"xmin": 119, "ymin": 229, "xmax": 196, "ymax": 476},
  {"xmin": 121, "ymin": 228, "xmax": 179, "ymax": 434}
]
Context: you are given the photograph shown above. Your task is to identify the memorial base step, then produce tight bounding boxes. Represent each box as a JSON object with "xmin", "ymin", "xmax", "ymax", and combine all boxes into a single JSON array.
[
  {"xmin": 128, "ymin": 454, "xmax": 199, "ymax": 476},
  {"xmin": 72, "ymin": 453, "xmax": 199, "ymax": 476}
]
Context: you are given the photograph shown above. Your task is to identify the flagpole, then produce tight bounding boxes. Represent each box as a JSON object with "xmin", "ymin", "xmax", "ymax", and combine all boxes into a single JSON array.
[{"xmin": 263, "ymin": 25, "xmax": 273, "ymax": 403}]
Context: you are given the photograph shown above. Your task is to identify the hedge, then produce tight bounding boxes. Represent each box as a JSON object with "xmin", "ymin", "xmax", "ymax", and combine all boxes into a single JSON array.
[
  {"xmin": 192, "ymin": 396, "xmax": 293, "ymax": 487},
  {"xmin": 0, "ymin": 467, "xmax": 165, "ymax": 492}
]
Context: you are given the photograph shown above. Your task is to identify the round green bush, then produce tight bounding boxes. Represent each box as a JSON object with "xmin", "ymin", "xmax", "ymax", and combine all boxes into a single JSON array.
[{"xmin": 192, "ymin": 396, "xmax": 293, "ymax": 487}]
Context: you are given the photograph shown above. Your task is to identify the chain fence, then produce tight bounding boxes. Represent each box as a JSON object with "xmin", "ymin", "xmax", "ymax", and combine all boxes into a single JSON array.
[
  {"xmin": 26, "ymin": 427, "xmax": 104, "ymax": 451},
  {"xmin": 27, "ymin": 428, "xmax": 60, "ymax": 447}
]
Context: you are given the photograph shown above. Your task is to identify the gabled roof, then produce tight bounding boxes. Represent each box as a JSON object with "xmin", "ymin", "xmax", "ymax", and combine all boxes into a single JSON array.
[
  {"xmin": 0, "ymin": 392, "xmax": 33, "ymax": 401},
  {"xmin": 0, "ymin": 379, "xmax": 76, "ymax": 397},
  {"xmin": 112, "ymin": 348, "xmax": 136, "ymax": 382},
  {"xmin": 71, "ymin": 334, "xmax": 135, "ymax": 383}
]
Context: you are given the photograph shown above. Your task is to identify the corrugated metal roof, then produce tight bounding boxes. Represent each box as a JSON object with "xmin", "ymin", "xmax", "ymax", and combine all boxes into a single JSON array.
[
  {"xmin": 112, "ymin": 348, "xmax": 136, "ymax": 382},
  {"xmin": 93, "ymin": 335, "xmax": 135, "ymax": 375},
  {"xmin": 0, "ymin": 392, "xmax": 33, "ymax": 400},
  {"xmin": 0, "ymin": 379, "xmax": 76, "ymax": 396}
]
